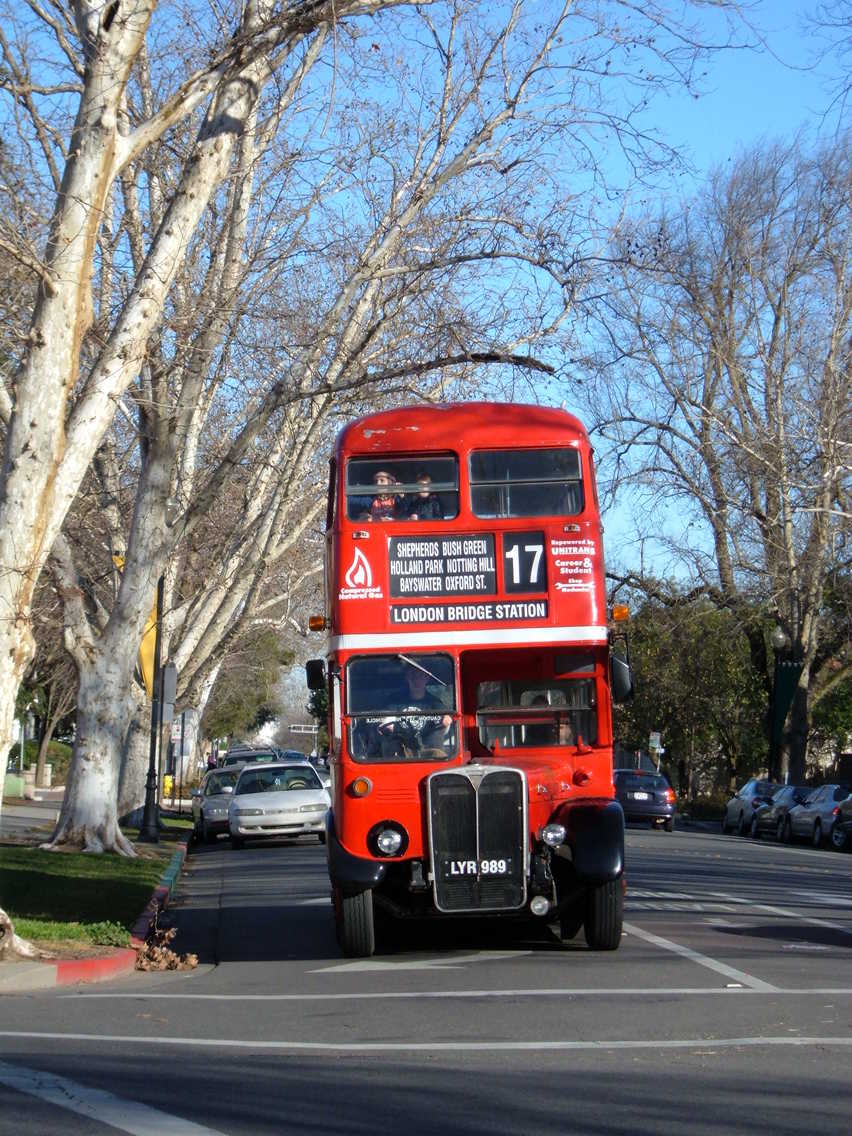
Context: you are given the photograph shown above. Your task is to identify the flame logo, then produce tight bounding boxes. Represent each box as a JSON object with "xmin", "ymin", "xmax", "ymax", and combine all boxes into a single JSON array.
[{"xmin": 344, "ymin": 548, "xmax": 373, "ymax": 589}]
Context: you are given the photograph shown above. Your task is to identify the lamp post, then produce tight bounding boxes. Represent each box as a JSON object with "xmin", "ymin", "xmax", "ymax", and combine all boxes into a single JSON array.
[
  {"xmin": 768, "ymin": 624, "xmax": 788, "ymax": 782},
  {"xmin": 138, "ymin": 575, "xmax": 165, "ymax": 843}
]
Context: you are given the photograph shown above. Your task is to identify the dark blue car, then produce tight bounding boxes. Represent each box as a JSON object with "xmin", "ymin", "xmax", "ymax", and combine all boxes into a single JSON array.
[{"xmin": 614, "ymin": 769, "xmax": 676, "ymax": 831}]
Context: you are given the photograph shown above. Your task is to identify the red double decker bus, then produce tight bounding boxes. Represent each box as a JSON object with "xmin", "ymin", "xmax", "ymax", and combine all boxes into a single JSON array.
[{"xmin": 306, "ymin": 402, "xmax": 632, "ymax": 956}]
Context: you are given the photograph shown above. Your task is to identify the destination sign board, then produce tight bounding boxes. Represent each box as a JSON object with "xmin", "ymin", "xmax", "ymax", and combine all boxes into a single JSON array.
[{"xmin": 389, "ymin": 534, "xmax": 497, "ymax": 598}]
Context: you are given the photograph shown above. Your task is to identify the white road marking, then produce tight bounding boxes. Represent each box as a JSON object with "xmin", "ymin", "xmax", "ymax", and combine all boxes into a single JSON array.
[
  {"xmin": 623, "ymin": 922, "xmax": 779, "ymax": 991},
  {"xmin": 311, "ymin": 949, "xmax": 531, "ymax": 973},
  {"xmin": 1, "ymin": 1032, "xmax": 851, "ymax": 1053},
  {"xmin": 65, "ymin": 987, "xmax": 852, "ymax": 1002},
  {"xmin": 0, "ymin": 1060, "xmax": 226, "ymax": 1135},
  {"xmin": 709, "ymin": 893, "xmax": 852, "ymax": 936}
]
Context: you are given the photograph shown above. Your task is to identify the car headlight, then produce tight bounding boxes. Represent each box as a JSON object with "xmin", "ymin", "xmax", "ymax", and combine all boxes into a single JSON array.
[
  {"xmin": 206, "ymin": 806, "xmax": 228, "ymax": 817},
  {"xmin": 299, "ymin": 804, "xmax": 327, "ymax": 813},
  {"xmin": 232, "ymin": 807, "xmax": 264, "ymax": 817}
]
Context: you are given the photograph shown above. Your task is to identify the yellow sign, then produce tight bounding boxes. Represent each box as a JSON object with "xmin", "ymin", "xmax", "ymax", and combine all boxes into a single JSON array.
[{"xmin": 113, "ymin": 556, "xmax": 158, "ymax": 699}]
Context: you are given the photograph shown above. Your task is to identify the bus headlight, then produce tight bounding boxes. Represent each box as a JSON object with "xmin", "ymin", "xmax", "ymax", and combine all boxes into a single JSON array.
[
  {"xmin": 540, "ymin": 823, "xmax": 566, "ymax": 847},
  {"xmin": 368, "ymin": 820, "xmax": 409, "ymax": 858}
]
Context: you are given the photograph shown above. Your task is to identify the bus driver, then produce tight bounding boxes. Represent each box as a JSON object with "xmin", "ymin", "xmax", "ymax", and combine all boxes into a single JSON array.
[{"xmin": 378, "ymin": 666, "xmax": 453, "ymax": 756}]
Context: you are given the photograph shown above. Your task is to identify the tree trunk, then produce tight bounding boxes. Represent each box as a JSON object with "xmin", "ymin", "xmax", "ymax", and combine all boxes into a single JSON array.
[
  {"xmin": 0, "ymin": 908, "xmax": 44, "ymax": 961},
  {"xmin": 117, "ymin": 687, "xmax": 151, "ymax": 822},
  {"xmin": 44, "ymin": 665, "xmax": 136, "ymax": 856}
]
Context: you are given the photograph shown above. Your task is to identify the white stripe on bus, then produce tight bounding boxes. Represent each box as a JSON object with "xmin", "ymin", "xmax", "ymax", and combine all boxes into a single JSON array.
[{"xmin": 329, "ymin": 627, "xmax": 608, "ymax": 650}]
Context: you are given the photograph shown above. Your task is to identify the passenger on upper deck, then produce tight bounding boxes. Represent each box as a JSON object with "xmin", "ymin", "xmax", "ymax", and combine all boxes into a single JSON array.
[
  {"xmin": 405, "ymin": 472, "xmax": 444, "ymax": 521},
  {"xmin": 367, "ymin": 470, "xmax": 403, "ymax": 522}
]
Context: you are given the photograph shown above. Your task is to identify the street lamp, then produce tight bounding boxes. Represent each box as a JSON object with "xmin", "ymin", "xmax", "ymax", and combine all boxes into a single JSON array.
[
  {"xmin": 768, "ymin": 625, "xmax": 789, "ymax": 782},
  {"xmin": 138, "ymin": 575, "xmax": 165, "ymax": 843}
]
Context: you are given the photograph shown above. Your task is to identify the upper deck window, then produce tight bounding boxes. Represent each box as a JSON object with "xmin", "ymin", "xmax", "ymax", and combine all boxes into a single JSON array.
[
  {"xmin": 345, "ymin": 455, "xmax": 459, "ymax": 522},
  {"xmin": 469, "ymin": 448, "xmax": 583, "ymax": 518}
]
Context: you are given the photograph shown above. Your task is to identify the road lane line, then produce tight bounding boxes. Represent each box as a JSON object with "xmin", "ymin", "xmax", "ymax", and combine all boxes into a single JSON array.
[
  {"xmin": 0, "ymin": 1060, "xmax": 226, "ymax": 1135},
  {"xmin": 62, "ymin": 986, "xmax": 852, "ymax": 1001},
  {"xmin": 623, "ymin": 922, "xmax": 779, "ymax": 991},
  {"xmin": 709, "ymin": 893, "xmax": 852, "ymax": 936},
  {"xmin": 1, "ymin": 1032, "xmax": 851, "ymax": 1053}
]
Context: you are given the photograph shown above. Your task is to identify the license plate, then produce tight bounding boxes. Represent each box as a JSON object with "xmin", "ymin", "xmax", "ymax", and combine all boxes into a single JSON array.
[
  {"xmin": 441, "ymin": 857, "xmax": 513, "ymax": 879},
  {"xmin": 630, "ymin": 791, "xmax": 649, "ymax": 800}
]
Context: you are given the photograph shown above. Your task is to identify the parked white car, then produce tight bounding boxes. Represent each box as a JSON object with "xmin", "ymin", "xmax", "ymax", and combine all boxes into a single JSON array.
[
  {"xmin": 228, "ymin": 761, "xmax": 330, "ymax": 849},
  {"xmin": 191, "ymin": 766, "xmax": 241, "ymax": 843}
]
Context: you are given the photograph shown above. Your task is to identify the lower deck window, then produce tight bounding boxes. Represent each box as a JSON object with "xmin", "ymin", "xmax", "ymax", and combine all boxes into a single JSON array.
[{"xmin": 475, "ymin": 679, "xmax": 597, "ymax": 748}]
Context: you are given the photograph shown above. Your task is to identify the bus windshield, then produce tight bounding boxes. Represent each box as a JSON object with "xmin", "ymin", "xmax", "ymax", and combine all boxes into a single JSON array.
[
  {"xmin": 346, "ymin": 653, "xmax": 458, "ymax": 762},
  {"xmin": 476, "ymin": 679, "xmax": 597, "ymax": 748},
  {"xmin": 469, "ymin": 448, "xmax": 583, "ymax": 518}
]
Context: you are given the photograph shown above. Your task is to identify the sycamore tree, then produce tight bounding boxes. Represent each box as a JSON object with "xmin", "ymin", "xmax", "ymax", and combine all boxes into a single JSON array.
[{"xmin": 580, "ymin": 140, "xmax": 852, "ymax": 783}]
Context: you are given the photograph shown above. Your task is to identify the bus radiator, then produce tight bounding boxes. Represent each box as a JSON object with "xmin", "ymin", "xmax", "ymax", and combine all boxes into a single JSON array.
[{"xmin": 427, "ymin": 767, "xmax": 527, "ymax": 912}]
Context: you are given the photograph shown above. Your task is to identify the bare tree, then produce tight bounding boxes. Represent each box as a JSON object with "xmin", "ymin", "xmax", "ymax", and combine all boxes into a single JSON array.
[{"xmin": 579, "ymin": 139, "xmax": 852, "ymax": 782}]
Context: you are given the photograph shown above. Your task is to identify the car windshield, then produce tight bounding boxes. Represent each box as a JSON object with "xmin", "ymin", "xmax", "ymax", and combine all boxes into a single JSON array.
[
  {"xmin": 236, "ymin": 766, "xmax": 322, "ymax": 794},
  {"xmin": 206, "ymin": 772, "xmax": 238, "ymax": 795}
]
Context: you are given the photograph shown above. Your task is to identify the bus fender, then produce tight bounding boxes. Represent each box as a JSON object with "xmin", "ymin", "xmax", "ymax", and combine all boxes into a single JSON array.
[
  {"xmin": 552, "ymin": 799, "xmax": 624, "ymax": 884},
  {"xmin": 326, "ymin": 810, "xmax": 387, "ymax": 895}
]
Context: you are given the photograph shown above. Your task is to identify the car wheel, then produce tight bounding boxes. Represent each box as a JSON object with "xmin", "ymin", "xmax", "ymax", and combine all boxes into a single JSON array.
[
  {"xmin": 749, "ymin": 815, "xmax": 759, "ymax": 839},
  {"xmin": 202, "ymin": 819, "xmax": 216, "ymax": 844},
  {"xmin": 584, "ymin": 878, "xmax": 624, "ymax": 951},
  {"xmin": 775, "ymin": 816, "xmax": 785, "ymax": 842},
  {"xmin": 736, "ymin": 811, "xmax": 747, "ymax": 836},
  {"xmin": 721, "ymin": 813, "xmax": 730, "ymax": 834},
  {"xmin": 230, "ymin": 835, "xmax": 244, "ymax": 850},
  {"xmin": 335, "ymin": 886, "xmax": 375, "ymax": 958},
  {"xmin": 664, "ymin": 817, "xmax": 674, "ymax": 832},
  {"xmin": 812, "ymin": 820, "xmax": 822, "ymax": 848},
  {"xmin": 830, "ymin": 823, "xmax": 847, "ymax": 852},
  {"xmin": 782, "ymin": 817, "xmax": 792, "ymax": 844},
  {"xmin": 318, "ymin": 832, "xmax": 327, "ymax": 845}
]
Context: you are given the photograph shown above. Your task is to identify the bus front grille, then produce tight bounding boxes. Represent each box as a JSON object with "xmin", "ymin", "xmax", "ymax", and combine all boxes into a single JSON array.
[{"xmin": 427, "ymin": 767, "xmax": 527, "ymax": 912}]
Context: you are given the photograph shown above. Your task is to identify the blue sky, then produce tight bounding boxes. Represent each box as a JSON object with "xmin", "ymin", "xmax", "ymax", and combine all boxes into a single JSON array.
[{"xmin": 647, "ymin": 1, "xmax": 841, "ymax": 179}]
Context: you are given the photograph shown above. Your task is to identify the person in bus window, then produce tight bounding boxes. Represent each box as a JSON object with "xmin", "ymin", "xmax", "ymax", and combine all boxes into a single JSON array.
[
  {"xmin": 526, "ymin": 694, "xmax": 556, "ymax": 745},
  {"xmin": 406, "ymin": 472, "xmax": 444, "ymax": 521},
  {"xmin": 369, "ymin": 470, "xmax": 403, "ymax": 521},
  {"xmin": 379, "ymin": 666, "xmax": 452, "ymax": 755}
]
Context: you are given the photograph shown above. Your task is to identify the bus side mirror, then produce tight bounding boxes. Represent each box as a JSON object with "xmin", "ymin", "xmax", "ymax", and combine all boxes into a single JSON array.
[
  {"xmin": 306, "ymin": 659, "xmax": 326, "ymax": 691},
  {"xmin": 610, "ymin": 651, "xmax": 634, "ymax": 704}
]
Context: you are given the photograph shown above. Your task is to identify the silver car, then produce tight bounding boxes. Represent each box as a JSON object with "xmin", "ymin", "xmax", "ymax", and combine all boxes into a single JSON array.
[
  {"xmin": 787, "ymin": 783, "xmax": 852, "ymax": 847},
  {"xmin": 192, "ymin": 767, "xmax": 241, "ymax": 843},
  {"xmin": 229, "ymin": 761, "xmax": 330, "ymax": 849}
]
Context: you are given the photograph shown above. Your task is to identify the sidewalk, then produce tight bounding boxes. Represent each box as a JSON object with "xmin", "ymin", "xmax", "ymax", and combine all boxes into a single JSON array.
[{"xmin": 0, "ymin": 792, "xmax": 189, "ymax": 994}]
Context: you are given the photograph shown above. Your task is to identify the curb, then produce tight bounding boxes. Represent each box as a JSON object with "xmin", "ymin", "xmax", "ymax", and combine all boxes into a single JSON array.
[{"xmin": 0, "ymin": 841, "xmax": 188, "ymax": 994}]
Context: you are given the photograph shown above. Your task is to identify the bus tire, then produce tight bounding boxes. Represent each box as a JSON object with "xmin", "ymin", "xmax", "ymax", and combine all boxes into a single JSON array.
[
  {"xmin": 584, "ymin": 878, "xmax": 623, "ymax": 951},
  {"xmin": 336, "ymin": 888, "xmax": 375, "ymax": 958}
]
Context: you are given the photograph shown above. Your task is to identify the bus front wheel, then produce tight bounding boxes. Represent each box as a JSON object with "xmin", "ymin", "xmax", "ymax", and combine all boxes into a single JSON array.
[
  {"xmin": 334, "ymin": 886, "xmax": 375, "ymax": 958},
  {"xmin": 584, "ymin": 879, "xmax": 624, "ymax": 951}
]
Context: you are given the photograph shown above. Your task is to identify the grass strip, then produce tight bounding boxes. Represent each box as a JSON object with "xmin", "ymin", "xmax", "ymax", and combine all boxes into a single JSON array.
[{"xmin": 0, "ymin": 844, "xmax": 173, "ymax": 945}]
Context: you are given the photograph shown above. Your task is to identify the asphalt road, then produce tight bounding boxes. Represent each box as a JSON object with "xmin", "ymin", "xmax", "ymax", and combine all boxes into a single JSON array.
[{"xmin": 1, "ymin": 826, "xmax": 850, "ymax": 1136}]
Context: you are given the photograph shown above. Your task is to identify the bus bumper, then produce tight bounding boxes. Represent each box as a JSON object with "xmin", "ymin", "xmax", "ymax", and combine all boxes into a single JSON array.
[
  {"xmin": 552, "ymin": 798, "xmax": 624, "ymax": 883},
  {"xmin": 326, "ymin": 811, "xmax": 387, "ymax": 896}
]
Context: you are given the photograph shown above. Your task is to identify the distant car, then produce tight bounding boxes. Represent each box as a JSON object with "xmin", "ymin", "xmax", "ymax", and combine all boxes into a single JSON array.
[
  {"xmin": 722, "ymin": 778, "xmax": 781, "ymax": 836},
  {"xmin": 750, "ymin": 784, "xmax": 810, "ymax": 841},
  {"xmin": 786, "ymin": 783, "xmax": 852, "ymax": 847},
  {"xmin": 613, "ymin": 769, "xmax": 676, "ymax": 831},
  {"xmin": 830, "ymin": 796, "xmax": 852, "ymax": 851},
  {"xmin": 191, "ymin": 767, "xmax": 241, "ymax": 843},
  {"xmin": 219, "ymin": 747, "xmax": 281, "ymax": 767},
  {"xmin": 228, "ymin": 761, "xmax": 330, "ymax": 849}
]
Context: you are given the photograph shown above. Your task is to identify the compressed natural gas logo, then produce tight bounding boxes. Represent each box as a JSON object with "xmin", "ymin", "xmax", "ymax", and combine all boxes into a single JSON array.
[{"xmin": 340, "ymin": 548, "xmax": 383, "ymax": 600}]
